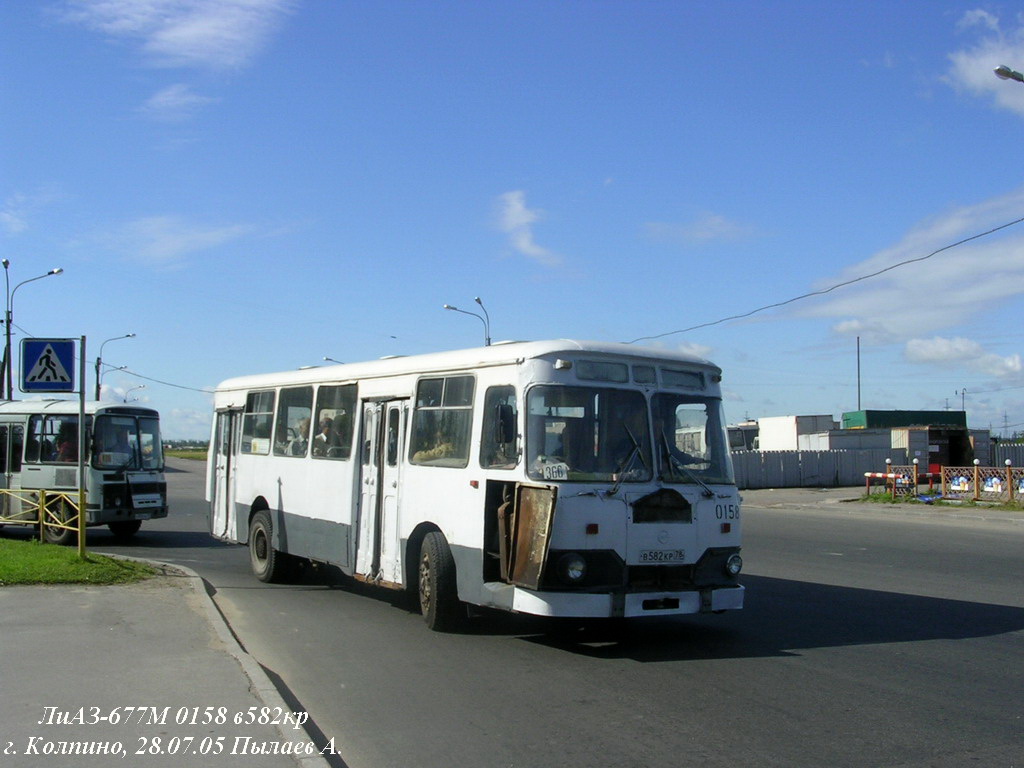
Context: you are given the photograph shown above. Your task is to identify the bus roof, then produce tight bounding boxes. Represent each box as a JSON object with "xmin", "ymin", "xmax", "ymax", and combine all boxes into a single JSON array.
[
  {"xmin": 214, "ymin": 339, "xmax": 722, "ymax": 393},
  {"xmin": 0, "ymin": 400, "xmax": 159, "ymax": 418}
]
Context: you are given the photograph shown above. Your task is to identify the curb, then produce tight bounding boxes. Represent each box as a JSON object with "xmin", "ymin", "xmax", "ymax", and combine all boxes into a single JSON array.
[{"xmin": 119, "ymin": 557, "xmax": 334, "ymax": 768}]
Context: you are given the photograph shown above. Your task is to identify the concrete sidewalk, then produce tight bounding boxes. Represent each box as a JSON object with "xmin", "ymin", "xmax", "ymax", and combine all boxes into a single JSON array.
[
  {"xmin": 0, "ymin": 566, "xmax": 332, "ymax": 768},
  {"xmin": 741, "ymin": 485, "xmax": 1024, "ymax": 523}
]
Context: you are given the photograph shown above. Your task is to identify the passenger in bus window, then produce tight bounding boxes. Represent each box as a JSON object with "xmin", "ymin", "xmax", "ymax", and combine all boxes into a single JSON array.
[
  {"xmin": 56, "ymin": 424, "xmax": 78, "ymax": 463},
  {"xmin": 289, "ymin": 418, "xmax": 310, "ymax": 456},
  {"xmin": 312, "ymin": 417, "xmax": 332, "ymax": 456}
]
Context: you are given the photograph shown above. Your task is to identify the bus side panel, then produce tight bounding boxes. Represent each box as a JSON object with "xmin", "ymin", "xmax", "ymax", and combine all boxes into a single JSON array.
[
  {"xmin": 397, "ymin": 464, "xmax": 487, "ymax": 605},
  {"xmin": 230, "ymin": 448, "xmax": 358, "ymax": 571}
]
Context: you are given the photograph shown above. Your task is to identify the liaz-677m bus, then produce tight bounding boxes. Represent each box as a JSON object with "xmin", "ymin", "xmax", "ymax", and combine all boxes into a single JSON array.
[
  {"xmin": 0, "ymin": 400, "xmax": 167, "ymax": 544},
  {"xmin": 207, "ymin": 340, "xmax": 743, "ymax": 630}
]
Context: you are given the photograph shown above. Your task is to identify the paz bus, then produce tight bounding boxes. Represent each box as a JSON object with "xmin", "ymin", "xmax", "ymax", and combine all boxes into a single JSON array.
[
  {"xmin": 206, "ymin": 340, "xmax": 743, "ymax": 630},
  {"xmin": 0, "ymin": 400, "xmax": 167, "ymax": 544}
]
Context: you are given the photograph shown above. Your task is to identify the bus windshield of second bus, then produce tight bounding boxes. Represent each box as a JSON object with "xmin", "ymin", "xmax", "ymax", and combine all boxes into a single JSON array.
[{"xmin": 92, "ymin": 412, "xmax": 163, "ymax": 471}]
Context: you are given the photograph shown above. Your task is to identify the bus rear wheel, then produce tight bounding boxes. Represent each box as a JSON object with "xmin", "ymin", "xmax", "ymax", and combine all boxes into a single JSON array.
[
  {"xmin": 249, "ymin": 510, "xmax": 286, "ymax": 583},
  {"xmin": 418, "ymin": 531, "xmax": 462, "ymax": 632},
  {"xmin": 108, "ymin": 520, "xmax": 142, "ymax": 539}
]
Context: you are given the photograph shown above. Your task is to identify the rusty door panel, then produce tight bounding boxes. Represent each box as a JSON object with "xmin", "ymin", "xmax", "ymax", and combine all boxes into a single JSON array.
[{"xmin": 507, "ymin": 484, "xmax": 557, "ymax": 589}]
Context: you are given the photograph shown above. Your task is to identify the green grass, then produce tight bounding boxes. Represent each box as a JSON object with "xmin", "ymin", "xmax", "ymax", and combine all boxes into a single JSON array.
[
  {"xmin": 164, "ymin": 449, "xmax": 208, "ymax": 461},
  {"xmin": 0, "ymin": 537, "xmax": 156, "ymax": 585},
  {"xmin": 861, "ymin": 490, "xmax": 1024, "ymax": 511}
]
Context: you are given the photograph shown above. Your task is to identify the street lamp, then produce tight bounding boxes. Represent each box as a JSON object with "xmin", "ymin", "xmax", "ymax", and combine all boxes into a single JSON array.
[
  {"xmin": 323, "ymin": 357, "xmax": 344, "ymax": 364},
  {"xmin": 3, "ymin": 261, "xmax": 64, "ymax": 400},
  {"xmin": 443, "ymin": 297, "xmax": 491, "ymax": 346},
  {"xmin": 123, "ymin": 384, "xmax": 146, "ymax": 403},
  {"xmin": 95, "ymin": 334, "xmax": 136, "ymax": 400},
  {"xmin": 994, "ymin": 64, "xmax": 1024, "ymax": 83}
]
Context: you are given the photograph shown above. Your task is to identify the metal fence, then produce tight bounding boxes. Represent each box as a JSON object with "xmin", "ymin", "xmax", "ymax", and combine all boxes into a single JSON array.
[
  {"xmin": 732, "ymin": 448, "xmax": 907, "ymax": 490},
  {"xmin": 993, "ymin": 443, "xmax": 1024, "ymax": 467},
  {"xmin": 0, "ymin": 489, "xmax": 82, "ymax": 547}
]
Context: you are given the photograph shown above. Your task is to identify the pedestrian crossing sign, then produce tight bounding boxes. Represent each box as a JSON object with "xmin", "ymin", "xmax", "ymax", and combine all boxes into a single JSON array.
[{"xmin": 21, "ymin": 338, "xmax": 76, "ymax": 393}]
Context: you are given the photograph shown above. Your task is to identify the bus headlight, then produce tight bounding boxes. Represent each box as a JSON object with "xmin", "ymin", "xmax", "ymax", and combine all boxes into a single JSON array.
[
  {"xmin": 557, "ymin": 552, "xmax": 587, "ymax": 584},
  {"xmin": 725, "ymin": 554, "xmax": 743, "ymax": 577}
]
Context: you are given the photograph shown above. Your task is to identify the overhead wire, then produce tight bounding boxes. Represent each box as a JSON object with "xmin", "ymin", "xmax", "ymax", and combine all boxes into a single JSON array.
[{"xmin": 627, "ymin": 213, "xmax": 1024, "ymax": 344}]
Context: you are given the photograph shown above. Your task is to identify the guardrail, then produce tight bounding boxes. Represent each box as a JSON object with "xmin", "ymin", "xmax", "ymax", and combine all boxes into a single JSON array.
[{"xmin": 0, "ymin": 488, "xmax": 84, "ymax": 553}]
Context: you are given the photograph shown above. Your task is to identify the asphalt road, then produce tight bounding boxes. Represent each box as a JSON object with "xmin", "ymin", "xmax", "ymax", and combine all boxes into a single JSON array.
[{"xmin": 85, "ymin": 459, "xmax": 1023, "ymax": 768}]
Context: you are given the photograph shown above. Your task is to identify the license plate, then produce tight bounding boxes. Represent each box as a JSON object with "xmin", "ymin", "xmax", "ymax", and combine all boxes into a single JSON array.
[
  {"xmin": 639, "ymin": 549, "xmax": 686, "ymax": 563},
  {"xmin": 132, "ymin": 494, "xmax": 162, "ymax": 509}
]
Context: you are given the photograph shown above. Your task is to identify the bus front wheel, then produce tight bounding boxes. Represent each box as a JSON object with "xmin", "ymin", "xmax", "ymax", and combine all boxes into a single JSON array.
[
  {"xmin": 418, "ymin": 531, "xmax": 462, "ymax": 632},
  {"xmin": 249, "ymin": 510, "xmax": 286, "ymax": 583},
  {"xmin": 41, "ymin": 501, "xmax": 76, "ymax": 546}
]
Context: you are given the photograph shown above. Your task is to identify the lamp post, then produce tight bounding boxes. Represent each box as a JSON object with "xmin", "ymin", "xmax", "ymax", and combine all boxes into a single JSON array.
[
  {"xmin": 3, "ymin": 261, "xmax": 64, "ymax": 400},
  {"xmin": 95, "ymin": 334, "xmax": 135, "ymax": 400},
  {"xmin": 443, "ymin": 297, "xmax": 491, "ymax": 346},
  {"xmin": 323, "ymin": 357, "xmax": 344, "ymax": 364},
  {"xmin": 994, "ymin": 64, "xmax": 1024, "ymax": 83}
]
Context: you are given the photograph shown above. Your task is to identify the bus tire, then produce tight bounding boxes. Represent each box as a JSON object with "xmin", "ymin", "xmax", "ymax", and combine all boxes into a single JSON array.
[
  {"xmin": 108, "ymin": 520, "xmax": 142, "ymax": 539},
  {"xmin": 418, "ymin": 531, "xmax": 462, "ymax": 631},
  {"xmin": 41, "ymin": 501, "xmax": 76, "ymax": 546},
  {"xmin": 249, "ymin": 510, "xmax": 286, "ymax": 583}
]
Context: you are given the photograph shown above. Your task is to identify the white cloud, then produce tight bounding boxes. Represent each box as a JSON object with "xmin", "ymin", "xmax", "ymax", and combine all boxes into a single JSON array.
[
  {"xmin": 494, "ymin": 191, "xmax": 561, "ymax": 267},
  {"xmin": 643, "ymin": 211, "xmax": 753, "ymax": 245},
  {"xmin": 59, "ymin": 0, "xmax": 295, "ymax": 71},
  {"xmin": 1, "ymin": 189, "xmax": 63, "ymax": 234},
  {"xmin": 946, "ymin": 10, "xmax": 1024, "ymax": 117},
  {"xmin": 806, "ymin": 188, "xmax": 1024, "ymax": 337},
  {"xmin": 139, "ymin": 82, "xmax": 217, "ymax": 121},
  {"xmin": 905, "ymin": 336, "xmax": 1023, "ymax": 379},
  {"xmin": 97, "ymin": 215, "xmax": 251, "ymax": 267}
]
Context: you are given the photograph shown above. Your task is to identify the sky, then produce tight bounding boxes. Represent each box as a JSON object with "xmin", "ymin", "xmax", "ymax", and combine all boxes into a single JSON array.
[{"xmin": 3, "ymin": 0, "xmax": 1024, "ymax": 440}]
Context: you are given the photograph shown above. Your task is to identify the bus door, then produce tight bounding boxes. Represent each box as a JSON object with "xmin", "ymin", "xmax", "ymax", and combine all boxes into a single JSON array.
[
  {"xmin": 356, "ymin": 399, "xmax": 407, "ymax": 583},
  {"xmin": 0, "ymin": 423, "xmax": 25, "ymax": 520},
  {"xmin": 210, "ymin": 409, "xmax": 240, "ymax": 539}
]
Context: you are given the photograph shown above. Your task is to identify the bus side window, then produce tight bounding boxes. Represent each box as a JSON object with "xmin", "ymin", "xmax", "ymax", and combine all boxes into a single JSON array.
[
  {"xmin": 25, "ymin": 415, "xmax": 44, "ymax": 463},
  {"xmin": 241, "ymin": 391, "xmax": 275, "ymax": 455},
  {"xmin": 410, "ymin": 375, "xmax": 475, "ymax": 467},
  {"xmin": 312, "ymin": 384, "xmax": 356, "ymax": 460},
  {"xmin": 12, "ymin": 425, "xmax": 25, "ymax": 472},
  {"xmin": 480, "ymin": 386, "xmax": 518, "ymax": 469},
  {"xmin": 273, "ymin": 386, "xmax": 313, "ymax": 458}
]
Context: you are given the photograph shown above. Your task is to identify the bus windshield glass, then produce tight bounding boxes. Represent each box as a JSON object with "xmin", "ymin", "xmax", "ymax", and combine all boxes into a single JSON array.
[
  {"xmin": 652, "ymin": 393, "xmax": 734, "ymax": 485},
  {"xmin": 527, "ymin": 386, "xmax": 651, "ymax": 482},
  {"xmin": 93, "ymin": 414, "xmax": 164, "ymax": 471}
]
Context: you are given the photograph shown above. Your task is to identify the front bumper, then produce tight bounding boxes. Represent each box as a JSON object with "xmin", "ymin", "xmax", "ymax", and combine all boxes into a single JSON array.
[{"xmin": 482, "ymin": 582, "xmax": 744, "ymax": 618}]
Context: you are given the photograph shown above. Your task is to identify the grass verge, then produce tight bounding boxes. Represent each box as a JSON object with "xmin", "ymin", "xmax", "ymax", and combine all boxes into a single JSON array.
[
  {"xmin": 0, "ymin": 537, "xmax": 156, "ymax": 586},
  {"xmin": 164, "ymin": 449, "xmax": 208, "ymax": 461},
  {"xmin": 860, "ymin": 491, "xmax": 1023, "ymax": 511}
]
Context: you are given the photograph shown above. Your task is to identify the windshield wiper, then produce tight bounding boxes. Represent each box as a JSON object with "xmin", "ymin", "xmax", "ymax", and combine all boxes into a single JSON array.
[
  {"xmin": 659, "ymin": 431, "xmax": 714, "ymax": 498},
  {"xmin": 607, "ymin": 425, "xmax": 646, "ymax": 496}
]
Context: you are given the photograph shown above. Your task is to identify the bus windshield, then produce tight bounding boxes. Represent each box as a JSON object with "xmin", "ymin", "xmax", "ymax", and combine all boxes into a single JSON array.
[
  {"xmin": 527, "ymin": 385, "xmax": 652, "ymax": 482},
  {"xmin": 652, "ymin": 393, "xmax": 734, "ymax": 485},
  {"xmin": 93, "ymin": 414, "xmax": 164, "ymax": 471}
]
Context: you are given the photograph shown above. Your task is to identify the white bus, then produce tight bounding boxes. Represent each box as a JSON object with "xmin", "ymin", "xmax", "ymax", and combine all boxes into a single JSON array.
[
  {"xmin": 207, "ymin": 340, "xmax": 743, "ymax": 630},
  {"xmin": 0, "ymin": 400, "xmax": 167, "ymax": 544}
]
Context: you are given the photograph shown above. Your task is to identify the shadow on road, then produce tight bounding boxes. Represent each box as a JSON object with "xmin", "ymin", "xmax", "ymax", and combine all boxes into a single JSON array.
[{"xmin": 510, "ymin": 574, "xmax": 1024, "ymax": 660}]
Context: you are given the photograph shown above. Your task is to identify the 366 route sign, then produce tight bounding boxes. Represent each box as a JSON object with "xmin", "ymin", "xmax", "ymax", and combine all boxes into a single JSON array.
[{"xmin": 21, "ymin": 338, "xmax": 76, "ymax": 393}]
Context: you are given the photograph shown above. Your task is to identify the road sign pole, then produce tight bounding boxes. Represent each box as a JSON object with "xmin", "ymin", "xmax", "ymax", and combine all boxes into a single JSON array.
[{"xmin": 78, "ymin": 336, "xmax": 87, "ymax": 559}]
